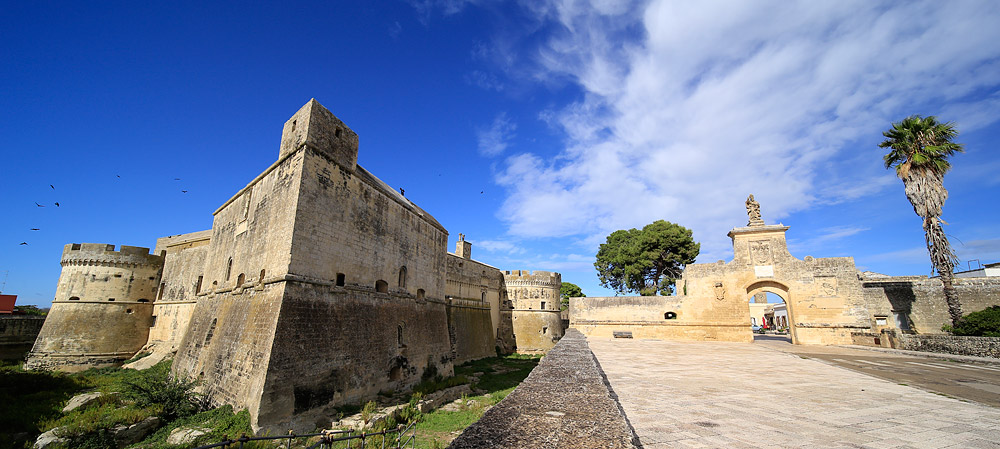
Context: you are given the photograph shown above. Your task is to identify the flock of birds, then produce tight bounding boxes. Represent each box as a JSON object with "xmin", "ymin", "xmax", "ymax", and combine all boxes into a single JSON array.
[
  {"xmin": 18, "ymin": 178, "xmax": 190, "ymax": 247},
  {"xmin": 19, "ymin": 175, "xmax": 483, "ymax": 247}
]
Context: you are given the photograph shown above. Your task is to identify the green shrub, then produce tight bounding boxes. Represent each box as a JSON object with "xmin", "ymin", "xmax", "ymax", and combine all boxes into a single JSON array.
[
  {"xmin": 947, "ymin": 306, "xmax": 1000, "ymax": 337},
  {"xmin": 120, "ymin": 360, "xmax": 203, "ymax": 421}
]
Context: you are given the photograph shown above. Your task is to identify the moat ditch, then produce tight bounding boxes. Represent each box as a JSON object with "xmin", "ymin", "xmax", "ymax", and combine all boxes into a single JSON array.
[{"xmin": 1, "ymin": 354, "xmax": 541, "ymax": 449}]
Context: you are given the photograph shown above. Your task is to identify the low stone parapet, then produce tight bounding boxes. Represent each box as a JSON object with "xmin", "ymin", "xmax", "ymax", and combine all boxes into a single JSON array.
[
  {"xmin": 447, "ymin": 328, "xmax": 639, "ymax": 449},
  {"xmin": 898, "ymin": 334, "xmax": 1000, "ymax": 359}
]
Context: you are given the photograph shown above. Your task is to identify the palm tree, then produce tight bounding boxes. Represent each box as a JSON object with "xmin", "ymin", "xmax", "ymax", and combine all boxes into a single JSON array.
[{"xmin": 879, "ymin": 115, "xmax": 965, "ymax": 327}]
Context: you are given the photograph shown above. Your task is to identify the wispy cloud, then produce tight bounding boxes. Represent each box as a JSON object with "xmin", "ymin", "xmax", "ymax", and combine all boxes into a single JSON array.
[
  {"xmin": 482, "ymin": 0, "xmax": 1000, "ymax": 260},
  {"xmin": 474, "ymin": 238, "xmax": 526, "ymax": 255},
  {"xmin": 788, "ymin": 225, "xmax": 869, "ymax": 254},
  {"xmin": 477, "ymin": 112, "xmax": 516, "ymax": 156},
  {"xmin": 956, "ymin": 238, "xmax": 1000, "ymax": 262}
]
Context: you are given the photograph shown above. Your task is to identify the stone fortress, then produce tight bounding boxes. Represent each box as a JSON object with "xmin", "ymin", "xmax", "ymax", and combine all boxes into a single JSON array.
[
  {"xmin": 25, "ymin": 100, "xmax": 1000, "ymax": 435},
  {"xmin": 26, "ymin": 99, "xmax": 566, "ymax": 432},
  {"xmin": 571, "ymin": 195, "xmax": 1000, "ymax": 347}
]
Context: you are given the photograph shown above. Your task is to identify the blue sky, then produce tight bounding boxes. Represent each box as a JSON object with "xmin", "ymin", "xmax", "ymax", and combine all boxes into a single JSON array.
[{"xmin": 3, "ymin": 1, "xmax": 1000, "ymax": 307}]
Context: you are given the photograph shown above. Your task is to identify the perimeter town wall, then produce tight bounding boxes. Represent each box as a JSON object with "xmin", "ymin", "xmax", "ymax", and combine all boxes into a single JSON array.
[{"xmin": 0, "ymin": 315, "xmax": 45, "ymax": 360}]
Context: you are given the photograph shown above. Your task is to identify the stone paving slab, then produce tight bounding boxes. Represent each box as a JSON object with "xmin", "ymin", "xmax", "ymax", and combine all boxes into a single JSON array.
[
  {"xmin": 588, "ymin": 338, "xmax": 1000, "ymax": 449},
  {"xmin": 448, "ymin": 329, "xmax": 639, "ymax": 449}
]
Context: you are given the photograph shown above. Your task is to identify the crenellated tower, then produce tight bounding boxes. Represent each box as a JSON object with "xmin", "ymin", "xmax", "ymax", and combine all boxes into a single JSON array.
[
  {"xmin": 26, "ymin": 243, "xmax": 164, "ymax": 371},
  {"xmin": 502, "ymin": 270, "xmax": 563, "ymax": 353}
]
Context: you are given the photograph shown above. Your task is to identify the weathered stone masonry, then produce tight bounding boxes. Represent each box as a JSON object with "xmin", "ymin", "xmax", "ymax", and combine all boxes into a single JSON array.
[{"xmin": 26, "ymin": 99, "xmax": 564, "ymax": 433}]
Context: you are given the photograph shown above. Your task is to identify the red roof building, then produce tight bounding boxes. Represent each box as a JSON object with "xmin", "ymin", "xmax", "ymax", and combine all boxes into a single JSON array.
[{"xmin": 0, "ymin": 294, "xmax": 16, "ymax": 314}]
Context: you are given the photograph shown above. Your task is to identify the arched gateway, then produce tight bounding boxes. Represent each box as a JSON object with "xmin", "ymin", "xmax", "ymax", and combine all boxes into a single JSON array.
[{"xmin": 572, "ymin": 196, "xmax": 870, "ymax": 345}]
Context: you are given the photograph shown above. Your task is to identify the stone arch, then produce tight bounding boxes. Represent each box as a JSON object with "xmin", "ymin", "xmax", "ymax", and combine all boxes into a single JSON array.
[{"xmin": 744, "ymin": 279, "xmax": 797, "ymax": 344}]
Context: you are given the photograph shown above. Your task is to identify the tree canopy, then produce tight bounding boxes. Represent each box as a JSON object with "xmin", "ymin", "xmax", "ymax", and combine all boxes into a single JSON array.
[
  {"xmin": 594, "ymin": 220, "xmax": 700, "ymax": 296},
  {"xmin": 559, "ymin": 282, "xmax": 585, "ymax": 311},
  {"xmin": 560, "ymin": 282, "xmax": 585, "ymax": 299}
]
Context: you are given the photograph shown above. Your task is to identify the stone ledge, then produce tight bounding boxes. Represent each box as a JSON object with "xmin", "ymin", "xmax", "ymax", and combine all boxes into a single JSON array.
[{"xmin": 447, "ymin": 329, "xmax": 639, "ymax": 449}]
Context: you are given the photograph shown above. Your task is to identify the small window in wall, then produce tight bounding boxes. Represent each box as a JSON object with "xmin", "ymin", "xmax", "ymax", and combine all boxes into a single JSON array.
[
  {"xmin": 195, "ymin": 276, "xmax": 203, "ymax": 294},
  {"xmin": 237, "ymin": 273, "xmax": 245, "ymax": 287},
  {"xmin": 398, "ymin": 266, "xmax": 407, "ymax": 289},
  {"xmin": 151, "ymin": 315, "xmax": 157, "ymax": 327},
  {"xmin": 541, "ymin": 301, "xmax": 546, "ymax": 310},
  {"xmin": 157, "ymin": 283, "xmax": 166, "ymax": 301},
  {"xmin": 108, "ymin": 298, "xmax": 115, "ymax": 302},
  {"xmin": 114, "ymin": 273, "xmax": 122, "ymax": 278},
  {"xmin": 126, "ymin": 308, "xmax": 133, "ymax": 314},
  {"xmin": 336, "ymin": 273, "xmax": 345, "ymax": 287},
  {"xmin": 397, "ymin": 324, "xmax": 404, "ymax": 347},
  {"xmin": 225, "ymin": 258, "xmax": 233, "ymax": 281},
  {"xmin": 69, "ymin": 296, "xmax": 80, "ymax": 301},
  {"xmin": 664, "ymin": 311, "xmax": 677, "ymax": 320},
  {"xmin": 416, "ymin": 289, "xmax": 425, "ymax": 300},
  {"xmin": 259, "ymin": 269, "xmax": 266, "ymax": 284},
  {"xmin": 137, "ymin": 299, "xmax": 149, "ymax": 303},
  {"xmin": 875, "ymin": 316, "xmax": 888, "ymax": 326},
  {"xmin": 482, "ymin": 292, "xmax": 486, "ymax": 302},
  {"xmin": 542, "ymin": 326, "xmax": 548, "ymax": 334},
  {"xmin": 205, "ymin": 318, "xmax": 218, "ymax": 346},
  {"xmin": 375, "ymin": 280, "xmax": 388, "ymax": 293}
]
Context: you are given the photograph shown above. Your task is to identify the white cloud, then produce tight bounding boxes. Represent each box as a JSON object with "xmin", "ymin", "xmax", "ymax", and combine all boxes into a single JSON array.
[
  {"xmin": 490, "ymin": 0, "xmax": 1000, "ymax": 260},
  {"xmin": 477, "ymin": 112, "xmax": 517, "ymax": 156},
  {"xmin": 474, "ymin": 238, "xmax": 526, "ymax": 255}
]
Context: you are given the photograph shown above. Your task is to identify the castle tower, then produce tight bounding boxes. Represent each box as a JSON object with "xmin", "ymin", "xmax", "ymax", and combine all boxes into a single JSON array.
[
  {"xmin": 502, "ymin": 270, "xmax": 563, "ymax": 353},
  {"xmin": 26, "ymin": 243, "xmax": 164, "ymax": 372},
  {"xmin": 456, "ymin": 233, "xmax": 472, "ymax": 259}
]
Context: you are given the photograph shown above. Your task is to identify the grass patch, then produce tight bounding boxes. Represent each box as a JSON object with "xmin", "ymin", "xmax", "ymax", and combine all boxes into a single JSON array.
[
  {"xmin": 0, "ymin": 362, "xmax": 87, "ymax": 448},
  {"xmin": 136, "ymin": 405, "xmax": 254, "ymax": 449}
]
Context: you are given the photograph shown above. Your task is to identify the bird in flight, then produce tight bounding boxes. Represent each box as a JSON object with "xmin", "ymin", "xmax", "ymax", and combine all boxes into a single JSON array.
[
  {"xmin": 20, "ymin": 242, "xmax": 28, "ymax": 245},
  {"xmin": 54, "ymin": 202, "xmax": 60, "ymax": 207},
  {"xmin": 117, "ymin": 175, "xmax": 121, "ymax": 178},
  {"xmin": 182, "ymin": 190, "xmax": 188, "ymax": 193},
  {"xmin": 50, "ymin": 184, "xmax": 55, "ymax": 189},
  {"xmin": 174, "ymin": 178, "xmax": 181, "ymax": 180},
  {"xmin": 34, "ymin": 202, "xmax": 44, "ymax": 207},
  {"xmin": 30, "ymin": 228, "xmax": 40, "ymax": 231}
]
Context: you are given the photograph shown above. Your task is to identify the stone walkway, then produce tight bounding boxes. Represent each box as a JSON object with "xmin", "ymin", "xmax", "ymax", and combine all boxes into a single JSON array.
[{"xmin": 588, "ymin": 337, "xmax": 1000, "ymax": 449}]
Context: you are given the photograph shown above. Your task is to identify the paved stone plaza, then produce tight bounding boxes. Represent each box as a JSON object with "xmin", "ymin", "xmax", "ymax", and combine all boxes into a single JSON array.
[{"xmin": 588, "ymin": 338, "xmax": 1000, "ymax": 449}]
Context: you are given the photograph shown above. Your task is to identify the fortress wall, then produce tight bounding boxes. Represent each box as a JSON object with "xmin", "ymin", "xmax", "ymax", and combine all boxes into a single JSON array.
[
  {"xmin": 288, "ymin": 148, "xmax": 447, "ymax": 301},
  {"xmin": 448, "ymin": 303, "xmax": 496, "ymax": 364},
  {"xmin": 172, "ymin": 127, "xmax": 308, "ymax": 419},
  {"xmin": 257, "ymin": 282, "xmax": 452, "ymax": 433},
  {"xmin": 570, "ymin": 295, "xmax": 750, "ymax": 342},
  {"xmin": 0, "ymin": 315, "xmax": 46, "ymax": 360},
  {"xmin": 505, "ymin": 270, "xmax": 563, "ymax": 353},
  {"xmin": 571, "ymin": 296, "xmax": 683, "ymax": 323},
  {"xmin": 202, "ymin": 147, "xmax": 303, "ymax": 297},
  {"xmin": 145, "ymin": 231, "xmax": 211, "ymax": 354},
  {"xmin": 171, "ymin": 282, "xmax": 285, "ymax": 428},
  {"xmin": 154, "ymin": 230, "xmax": 211, "ymax": 302},
  {"xmin": 25, "ymin": 300, "xmax": 154, "ymax": 371},
  {"xmin": 862, "ymin": 276, "xmax": 1000, "ymax": 334},
  {"xmin": 445, "ymin": 253, "xmax": 506, "ymax": 363}
]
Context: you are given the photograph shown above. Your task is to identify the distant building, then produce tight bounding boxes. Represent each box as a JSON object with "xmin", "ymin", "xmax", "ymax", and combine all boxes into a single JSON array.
[
  {"xmin": 954, "ymin": 262, "xmax": 1000, "ymax": 279},
  {"xmin": 0, "ymin": 294, "xmax": 16, "ymax": 314}
]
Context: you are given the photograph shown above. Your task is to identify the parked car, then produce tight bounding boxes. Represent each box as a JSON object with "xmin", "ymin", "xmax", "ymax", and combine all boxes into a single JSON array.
[{"xmin": 751, "ymin": 325, "xmax": 762, "ymax": 332}]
